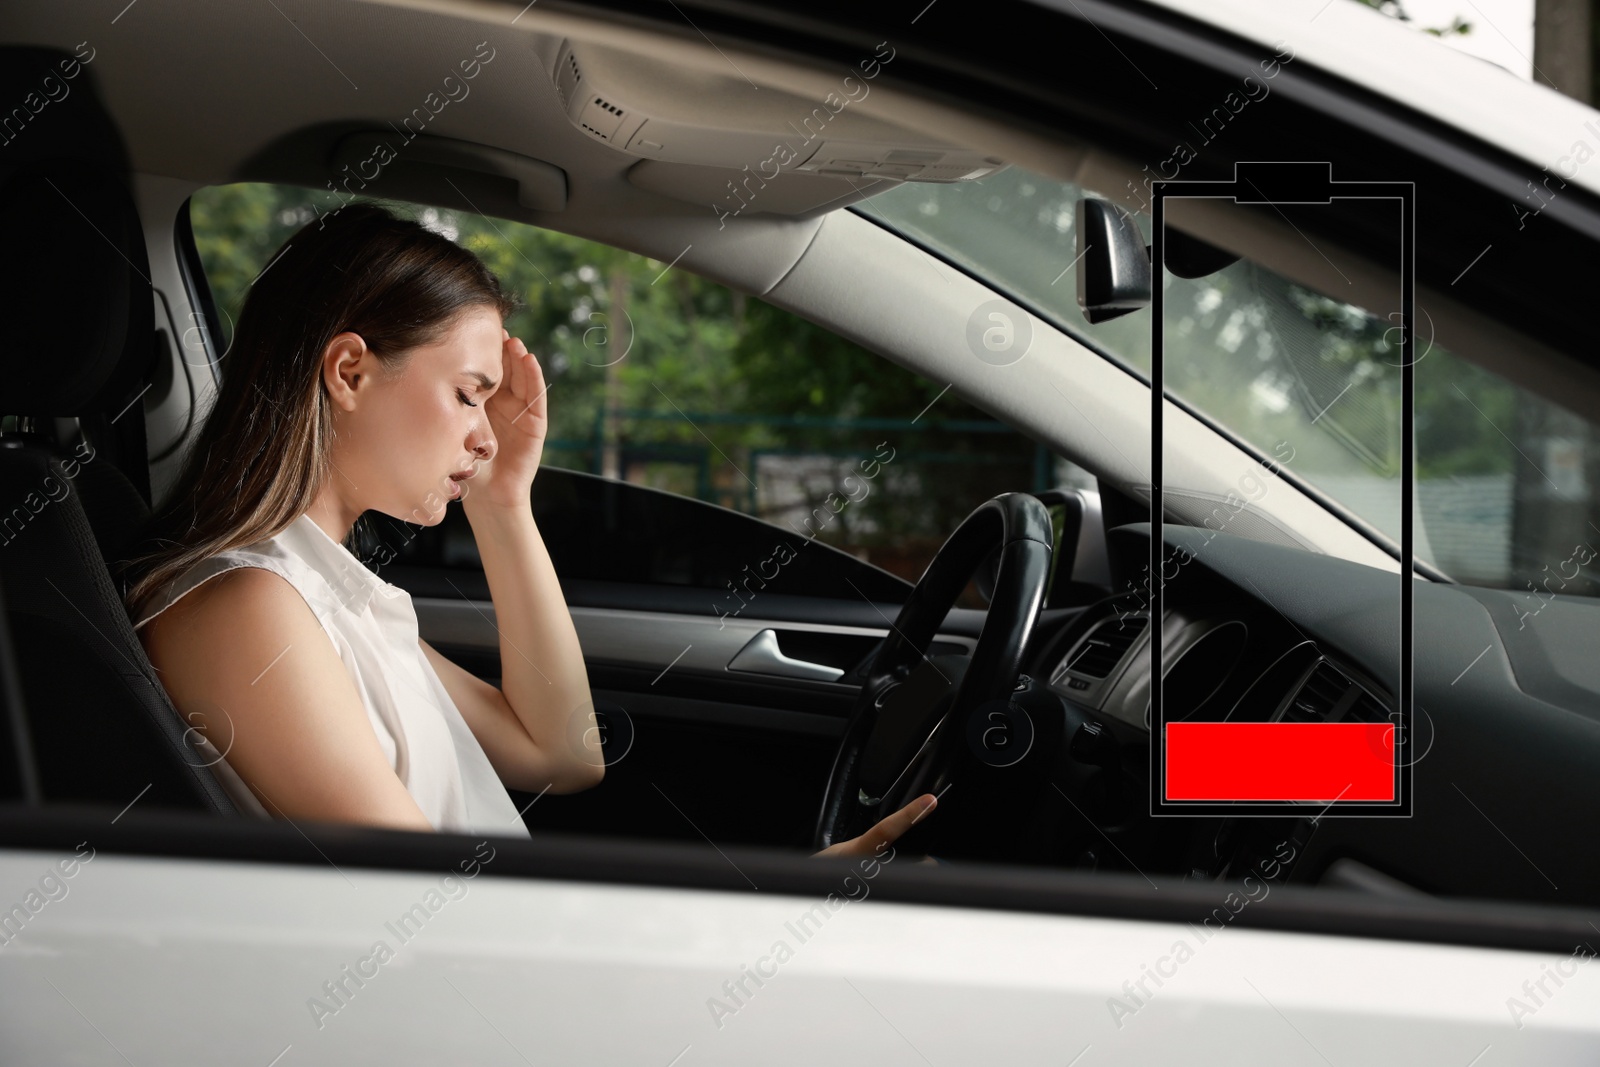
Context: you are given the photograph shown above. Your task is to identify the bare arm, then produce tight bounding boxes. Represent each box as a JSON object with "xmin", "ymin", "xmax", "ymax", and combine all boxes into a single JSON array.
[
  {"xmin": 447, "ymin": 328, "xmax": 602, "ymax": 794},
  {"xmin": 140, "ymin": 567, "xmax": 435, "ymax": 832},
  {"xmin": 420, "ymin": 635, "xmax": 601, "ymax": 792},
  {"xmin": 444, "ymin": 504, "xmax": 603, "ymax": 793}
]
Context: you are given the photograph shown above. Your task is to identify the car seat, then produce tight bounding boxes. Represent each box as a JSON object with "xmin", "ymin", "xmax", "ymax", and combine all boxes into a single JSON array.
[{"xmin": 0, "ymin": 45, "xmax": 238, "ymax": 815}]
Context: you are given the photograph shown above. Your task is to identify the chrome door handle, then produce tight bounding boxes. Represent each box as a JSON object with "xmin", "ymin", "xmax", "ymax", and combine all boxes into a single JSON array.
[{"xmin": 727, "ymin": 629, "xmax": 844, "ymax": 682}]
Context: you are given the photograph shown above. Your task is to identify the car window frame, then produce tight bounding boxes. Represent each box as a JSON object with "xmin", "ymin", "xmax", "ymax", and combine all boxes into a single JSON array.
[{"xmin": 9, "ymin": 0, "xmax": 1600, "ymax": 954}]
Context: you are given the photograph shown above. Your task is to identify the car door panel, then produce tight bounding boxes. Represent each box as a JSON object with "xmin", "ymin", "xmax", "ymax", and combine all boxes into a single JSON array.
[
  {"xmin": 5, "ymin": 846, "xmax": 1596, "ymax": 1065},
  {"xmin": 416, "ymin": 599, "xmax": 978, "ymax": 849}
]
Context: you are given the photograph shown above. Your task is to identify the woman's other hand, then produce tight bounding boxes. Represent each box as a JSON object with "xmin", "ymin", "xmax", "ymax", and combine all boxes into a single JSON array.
[
  {"xmin": 469, "ymin": 329, "xmax": 548, "ymax": 510},
  {"xmin": 811, "ymin": 793, "xmax": 938, "ymax": 862}
]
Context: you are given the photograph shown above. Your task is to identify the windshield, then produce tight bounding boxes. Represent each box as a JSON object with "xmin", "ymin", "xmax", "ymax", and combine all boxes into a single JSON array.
[{"xmin": 857, "ymin": 166, "xmax": 1600, "ymax": 599}]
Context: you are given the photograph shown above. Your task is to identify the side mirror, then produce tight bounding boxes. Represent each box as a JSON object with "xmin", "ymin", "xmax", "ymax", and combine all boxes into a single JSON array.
[{"xmin": 1075, "ymin": 198, "xmax": 1152, "ymax": 324}]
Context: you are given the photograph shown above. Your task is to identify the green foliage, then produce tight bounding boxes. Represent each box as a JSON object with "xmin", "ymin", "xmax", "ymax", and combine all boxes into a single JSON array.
[
  {"xmin": 193, "ymin": 184, "xmax": 993, "ymax": 442},
  {"xmin": 1415, "ymin": 355, "xmax": 1517, "ymax": 478},
  {"xmin": 188, "ymin": 182, "xmax": 1046, "ymax": 573},
  {"xmin": 187, "ymin": 183, "xmax": 346, "ymax": 347}
]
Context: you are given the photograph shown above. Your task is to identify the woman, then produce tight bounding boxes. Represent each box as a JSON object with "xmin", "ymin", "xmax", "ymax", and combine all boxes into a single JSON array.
[{"xmin": 122, "ymin": 203, "xmax": 933, "ymax": 856}]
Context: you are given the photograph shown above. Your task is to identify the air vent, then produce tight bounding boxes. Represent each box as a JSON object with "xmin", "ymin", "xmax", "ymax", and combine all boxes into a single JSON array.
[
  {"xmin": 1346, "ymin": 687, "xmax": 1389, "ymax": 722},
  {"xmin": 1282, "ymin": 660, "xmax": 1389, "ymax": 723},
  {"xmin": 1059, "ymin": 616, "xmax": 1148, "ymax": 681},
  {"xmin": 554, "ymin": 50, "xmax": 583, "ymax": 108}
]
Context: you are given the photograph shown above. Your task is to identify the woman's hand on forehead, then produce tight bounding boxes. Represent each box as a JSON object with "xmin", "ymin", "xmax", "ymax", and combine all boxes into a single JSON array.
[{"xmin": 465, "ymin": 328, "xmax": 548, "ymax": 510}]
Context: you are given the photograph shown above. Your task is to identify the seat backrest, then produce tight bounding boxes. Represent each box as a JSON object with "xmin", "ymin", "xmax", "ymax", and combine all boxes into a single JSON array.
[{"xmin": 0, "ymin": 44, "xmax": 237, "ymax": 816}]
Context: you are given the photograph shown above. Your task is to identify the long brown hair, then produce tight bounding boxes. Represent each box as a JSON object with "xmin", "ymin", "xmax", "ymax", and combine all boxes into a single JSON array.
[{"xmin": 120, "ymin": 201, "xmax": 515, "ymax": 615}]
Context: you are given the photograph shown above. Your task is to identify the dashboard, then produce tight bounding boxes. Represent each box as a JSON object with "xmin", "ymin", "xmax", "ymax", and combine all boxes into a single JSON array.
[
  {"xmin": 1016, "ymin": 519, "xmax": 1600, "ymax": 909},
  {"xmin": 1045, "ymin": 581, "xmax": 1392, "ymax": 733}
]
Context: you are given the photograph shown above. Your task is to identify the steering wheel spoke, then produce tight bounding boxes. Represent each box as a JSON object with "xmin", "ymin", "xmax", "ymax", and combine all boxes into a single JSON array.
[{"xmin": 812, "ymin": 492, "xmax": 1056, "ymax": 852}]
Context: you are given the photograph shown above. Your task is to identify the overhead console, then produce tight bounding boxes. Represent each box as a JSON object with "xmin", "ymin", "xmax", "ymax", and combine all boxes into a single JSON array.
[{"xmin": 530, "ymin": 36, "xmax": 1008, "ymax": 217}]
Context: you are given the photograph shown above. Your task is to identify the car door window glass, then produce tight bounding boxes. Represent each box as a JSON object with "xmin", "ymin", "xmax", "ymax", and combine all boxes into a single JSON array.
[{"xmin": 187, "ymin": 184, "xmax": 1093, "ymax": 602}]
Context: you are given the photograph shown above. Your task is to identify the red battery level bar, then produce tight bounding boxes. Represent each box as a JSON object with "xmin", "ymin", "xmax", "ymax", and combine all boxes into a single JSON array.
[{"xmin": 1165, "ymin": 723, "xmax": 1396, "ymax": 802}]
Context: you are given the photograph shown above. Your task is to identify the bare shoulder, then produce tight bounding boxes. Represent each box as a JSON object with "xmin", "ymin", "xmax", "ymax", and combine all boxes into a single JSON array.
[
  {"xmin": 141, "ymin": 565, "xmax": 321, "ymax": 696},
  {"xmin": 139, "ymin": 564, "xmax": 432, "ymax": 830}
]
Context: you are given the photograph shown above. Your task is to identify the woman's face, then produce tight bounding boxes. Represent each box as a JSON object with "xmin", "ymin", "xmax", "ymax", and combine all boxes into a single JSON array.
[{"xmin": 325, "ymin": 305, "xmax": 504, "ymax": 527}]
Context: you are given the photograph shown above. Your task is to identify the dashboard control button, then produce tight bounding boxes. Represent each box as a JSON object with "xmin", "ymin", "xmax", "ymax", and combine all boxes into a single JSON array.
[{"xmin": 1070, "ymin": 719, "xmax": 1118, "ymax": 768}]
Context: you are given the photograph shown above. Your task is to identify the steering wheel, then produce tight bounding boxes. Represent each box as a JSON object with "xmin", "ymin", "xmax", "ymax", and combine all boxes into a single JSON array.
[{"xmin": 812, "ymin": 491, "xmax": 1055, "ymax": 850}]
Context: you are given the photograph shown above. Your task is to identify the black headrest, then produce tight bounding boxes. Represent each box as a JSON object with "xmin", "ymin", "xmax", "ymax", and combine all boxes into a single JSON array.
[{"xmin": 0, "ymin": 46, "xmax": 152, "ymax": 416}]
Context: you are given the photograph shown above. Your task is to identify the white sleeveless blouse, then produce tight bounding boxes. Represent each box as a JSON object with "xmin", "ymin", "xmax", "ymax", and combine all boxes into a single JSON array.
[{"xmin": 129, "ymin": 512, "xmax": 532, "ymax": 840}]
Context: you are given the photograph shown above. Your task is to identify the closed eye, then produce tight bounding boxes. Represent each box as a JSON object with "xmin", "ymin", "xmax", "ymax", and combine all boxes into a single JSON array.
[{"xmin": 456, "ymin": 389, "xmax": 478, "ymax": 408}]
